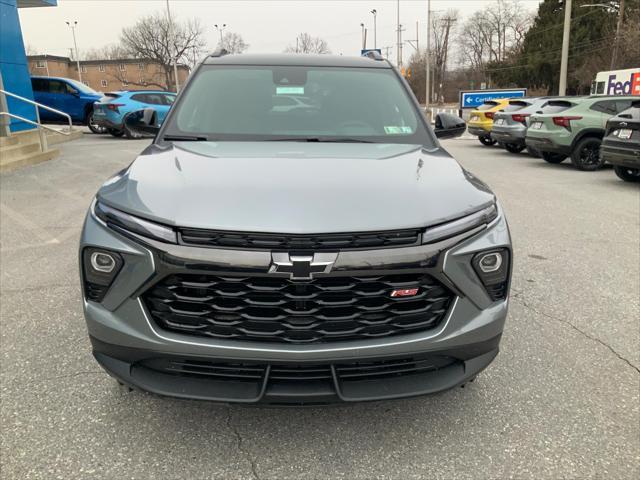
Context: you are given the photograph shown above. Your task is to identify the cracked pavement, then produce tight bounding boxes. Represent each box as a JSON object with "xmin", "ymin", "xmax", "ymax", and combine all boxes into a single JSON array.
[{"xmin": 1, "ymin": 132, "xmax": 638, "ymax": 479}]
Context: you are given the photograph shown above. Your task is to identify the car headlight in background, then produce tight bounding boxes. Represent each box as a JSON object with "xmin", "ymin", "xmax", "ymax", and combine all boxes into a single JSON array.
[
  {"xmin": 422, "ymin": 204, "xmax": 498, "ymax": 244},
  {"xmin": 82, "ymin": 247, "xmax": 123, "ymax": 302},
  {"xmin": 93, "ymin": 201, "xmax": 177, "ymax": 244},
  {"xmin": 472, "ymin": 248, "xmax": 510, "ymax": 301}
]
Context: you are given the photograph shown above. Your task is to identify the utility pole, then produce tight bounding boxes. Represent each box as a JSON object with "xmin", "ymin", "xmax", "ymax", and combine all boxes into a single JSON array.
[
  {"xmin": 396, "ymin": 0, "xmax": 401, "ymax": 68},
  {"xmin": 65, "ymin": 21, "xmax": 82, "ymax": 83},
  {"xmin": 611, "ymin": 0, "xmax": 625, "ymax": 69},
  {"xmin": 425, "ymin": 0, "xmax": 431, "ymax": 115},
  {"xmin": 166, "ymin": 0, "xmax": 180, "ymax": 93},
  {"xmin": 370, "ymin": 9, "xmax": 377, "ymax": 49},
  {"xmin": 558, "ymin": 0, "xmax": 572, "ymax": 96}
]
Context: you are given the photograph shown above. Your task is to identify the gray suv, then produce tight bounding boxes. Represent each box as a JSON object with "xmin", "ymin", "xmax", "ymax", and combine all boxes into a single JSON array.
[{"xmin": 80, "ymin": 53, "xmax": 512, "ymax": 405}]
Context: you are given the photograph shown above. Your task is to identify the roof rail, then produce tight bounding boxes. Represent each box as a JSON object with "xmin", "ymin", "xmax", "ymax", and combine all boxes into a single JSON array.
[
  {"xmin": 209, "ymin": 48, "xmax": 229, "ymax": 58},
  {"xmin": 362, "ymin": 50, "xmax": 384, "ymax": 61}
]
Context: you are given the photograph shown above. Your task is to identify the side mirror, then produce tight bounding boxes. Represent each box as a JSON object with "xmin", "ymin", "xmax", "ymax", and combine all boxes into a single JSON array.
[
  {"xmin": 434, "ymin": 112, "xmax": 466, "ymax": 139},
  {"xmin": 124, "ymin": 108, "xmax": 160, "ymax": 137}
]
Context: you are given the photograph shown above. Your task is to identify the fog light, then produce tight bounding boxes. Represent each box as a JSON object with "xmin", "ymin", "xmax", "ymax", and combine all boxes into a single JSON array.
[
  {"xmin": 478, "ymin": 252, "xmax": 502, "ymax": 273},
  {"xmin": 90, "ymin": 252, "xmax": 116, "ymax": 273},
  {"xmin": 472, "ymin": 248, "xmax": 510, "ymax": 301},
  {"xmin": 82, "ymin": 248, "xmax": 124, "ymax": 302}
]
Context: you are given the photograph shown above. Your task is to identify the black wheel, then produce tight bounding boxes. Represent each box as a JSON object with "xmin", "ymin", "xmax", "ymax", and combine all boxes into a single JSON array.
[
  {"xmin": 478, "ymin": 136, "xmax": 497, "ymax": 146},
  {"xmin": 541, "ymin": 151, "xmax": 567, "ymax": 164},
  {"xmin": 614, "ymin": 166, "xmax": 640, "ymax": 182},
  {"xmin": 108, "ymin": 128, "xmax": 125, "ymax": 137},
  {"xmin": 571, "ymin": 137, "xmax": 604, "ymax": 171},
  {"xmin": 527, "ymin": 146, "xmax": 541, "ymax": 158},
  {"xmin": 87, "ymin": 111, "xmax": 106, "ymax": 134},
  {"xmin": 505, "ymin": 143, "xmax": 526, "ymax": 154}
]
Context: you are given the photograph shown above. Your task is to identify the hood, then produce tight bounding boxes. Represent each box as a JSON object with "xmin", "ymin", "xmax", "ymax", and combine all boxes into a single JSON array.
[{"xmin": 97, "ymin": 142, "xmax": 495, "ymax": 233}]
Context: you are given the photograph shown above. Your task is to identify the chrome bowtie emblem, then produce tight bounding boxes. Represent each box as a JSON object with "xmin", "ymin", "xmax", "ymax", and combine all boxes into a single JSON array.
[{"xmin": 269, "ymin": 252, "xmax": 337, "ymax": 280}]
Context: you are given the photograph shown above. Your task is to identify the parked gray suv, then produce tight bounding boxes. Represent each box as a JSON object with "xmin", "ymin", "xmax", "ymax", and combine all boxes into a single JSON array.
[{"xmin": 80, "ymin": 53, "xmax": 512, "ymax": 405}]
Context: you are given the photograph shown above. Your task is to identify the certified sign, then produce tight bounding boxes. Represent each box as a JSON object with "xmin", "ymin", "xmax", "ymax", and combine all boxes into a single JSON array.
[{"xmin": 459, "ymin": 88, "xmax": 527, "ymax": 109}]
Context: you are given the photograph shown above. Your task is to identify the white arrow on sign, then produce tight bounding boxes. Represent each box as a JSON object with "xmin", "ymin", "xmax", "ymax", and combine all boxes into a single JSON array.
[{"xmin": 465, "ymin": 97, "xmax": 473, "ymax": 104}]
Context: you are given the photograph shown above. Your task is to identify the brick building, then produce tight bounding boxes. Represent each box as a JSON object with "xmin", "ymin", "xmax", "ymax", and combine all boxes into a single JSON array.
[{"xmin": 27, "ymin": 55, "xmax": 189, "ymax": 92}]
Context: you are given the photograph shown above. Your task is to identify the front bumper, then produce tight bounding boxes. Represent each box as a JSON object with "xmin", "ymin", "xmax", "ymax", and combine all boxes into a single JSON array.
[{"xmin": 80, "ymin": 209, "xmax": 512, "ymax": 404}]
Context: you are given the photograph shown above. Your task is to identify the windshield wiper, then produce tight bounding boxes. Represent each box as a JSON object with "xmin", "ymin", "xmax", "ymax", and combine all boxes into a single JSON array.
[
  {"xmin": 163, "ymin": 135, "xmax": 208, "ymax": 141},
  {"xmin": 266, "ymin": 137, "xmax": 375, "ymax": 143}
]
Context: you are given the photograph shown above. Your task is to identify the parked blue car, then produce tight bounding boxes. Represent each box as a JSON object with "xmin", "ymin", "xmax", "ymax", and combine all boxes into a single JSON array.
[
  {"xmin": 31, "ymin": 76, "xmax": 103, "ymax": 133},
  {"xmin": 92, "ymin": 90, "xmax": 176, "ymax": 138}
]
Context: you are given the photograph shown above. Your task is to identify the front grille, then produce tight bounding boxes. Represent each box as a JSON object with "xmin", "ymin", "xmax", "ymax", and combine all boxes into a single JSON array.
[
  {"xmin": 143, "ymin": 273, "xmax": 454, "ymax": 344},
  {"xmin": 141, "ymin": 355, "xmax": 457, "ymax": 383},
  {"xmin": 178, "ymin": 228, "xmax": 421, "ymax": 250}
]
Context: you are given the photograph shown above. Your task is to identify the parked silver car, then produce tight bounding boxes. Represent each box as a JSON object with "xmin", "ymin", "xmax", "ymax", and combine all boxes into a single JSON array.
[{"xmin": 491, "ymin": 97, "xmax": 573, "ymax": 156}]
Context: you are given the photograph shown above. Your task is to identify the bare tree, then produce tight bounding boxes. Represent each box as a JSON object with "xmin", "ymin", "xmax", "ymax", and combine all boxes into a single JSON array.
[
  {"xmin": 455, "ymin": 0, "xmax": 533, "ymax": 87},
  {"xmin": 83, "ymin": 44, "xmax": 131, "ymax": 61},
  {"xmin": 431, "ymin": 10, "xmax": 459, "ymax": 103},
  {"xmin": 120, "ymin": 12, "xmax": 206, "ymax": 91},
  {"xmin": 284, "ymin": 33, "xmax": 331, "ymax": 54},
  {"xmin": 25, "ymin": 44, "xmax": 40, "ymax": 56},
  {"xmin": 218, "ymin": 32, "xmax": 249, "ymax": 54}
]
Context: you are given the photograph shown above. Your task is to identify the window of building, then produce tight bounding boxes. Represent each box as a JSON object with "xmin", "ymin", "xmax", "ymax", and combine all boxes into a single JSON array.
[
  {"xmin": 35, "ymin": 60, "xmax": 46, "ymax": 68},
  {"xmin": 122, "ymin": 80, "xmax": 129, "ymax": 88},
  {"xmin": 138, "ymin": 63, "xmax": 145, "ymax": 70},
  {"xmin": 119, "ymin": 64, "xmax": 126, "ymax": 71},
  {"xmin": 101, "ymin": 79, "xmax": 108, "ymax": 87},
  {"xmin": 80, "ymin": 65, "xmax": 87, "ymax": 73},
  {"xmin": 99, "ymin": 64, "xmax": 105, "ymax": 72}
]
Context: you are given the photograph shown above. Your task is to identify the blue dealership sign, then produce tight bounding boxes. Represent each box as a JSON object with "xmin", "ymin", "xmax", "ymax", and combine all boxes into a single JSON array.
[{"xmin": 459, "ymin": 88, "xmax": 527, "ymax": 109}]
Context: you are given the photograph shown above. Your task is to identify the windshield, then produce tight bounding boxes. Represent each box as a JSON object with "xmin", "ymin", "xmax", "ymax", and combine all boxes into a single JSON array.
[
  {"xmin": 65, "ymin": 78, "xmax": 99, "ymax": 94},
  {"xmin": 162, "ymin": 65, "xmax": 432, "ymax": 145}
]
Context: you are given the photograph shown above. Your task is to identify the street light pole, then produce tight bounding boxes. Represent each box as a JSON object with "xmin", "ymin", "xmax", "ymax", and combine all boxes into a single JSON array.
[
  {"xmin": 425, "ymin": 0, "xmax": 431, "ymax": 116},
  {"xmin": 214, "ymin": 24, "xmax": 227, "ymax": 45},
  {"xmin": 370, "ymin": 9, "xmax": 377, "ymax": 49},
  {"xmin": 65, "ymin": 21, "xmax": 82, "ymax": 83},
  {"xmin": 558, "ymin": 0, "xmax": 572, "ymax": 96},
  {"xmin": 166, "ymin": 0, "xmax": 180, "ymax": 93},
  {"xmin": 361, "ymin": 23, "xmax": 366, "ymax": 50}
]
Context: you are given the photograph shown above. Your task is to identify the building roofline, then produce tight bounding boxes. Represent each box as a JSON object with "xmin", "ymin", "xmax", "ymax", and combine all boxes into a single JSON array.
[{"xmin": 27, "ymin": 55, "xmax": 189, "ymax": 69}]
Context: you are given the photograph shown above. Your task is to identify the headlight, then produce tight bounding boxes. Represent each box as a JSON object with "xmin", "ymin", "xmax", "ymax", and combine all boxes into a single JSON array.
[
  {"xmin": 93, "ymin": 201, "xmax": 177, "ymax": 244},
  {"xmin": 422, "ymin": 204, "xmax": 498, "ymax": 244}
]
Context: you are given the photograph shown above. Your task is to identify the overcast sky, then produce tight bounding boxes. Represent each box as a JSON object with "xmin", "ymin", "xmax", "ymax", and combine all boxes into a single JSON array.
[{"xmin": 20, "ymin": 0, "xmax": 543, "ymax": 62}]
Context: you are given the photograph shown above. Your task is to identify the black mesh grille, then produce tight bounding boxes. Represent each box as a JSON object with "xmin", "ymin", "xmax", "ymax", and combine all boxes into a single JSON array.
[
  {"xmin": 141, "ymin": 355, "xmax": 457, "ymax": 382},
  {"xmin": 143, "ymin": 273, "xmax": 454, "ymax": 344},
  {"xmin": 178, "ymin": 229, "xmax": 421, "ymax": 250}
]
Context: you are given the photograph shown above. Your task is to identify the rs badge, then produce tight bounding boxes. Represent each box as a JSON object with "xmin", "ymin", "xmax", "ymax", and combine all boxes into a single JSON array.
[{"xmin": 390, "ymin": 288, "xmax": 419, "ymax": 297}]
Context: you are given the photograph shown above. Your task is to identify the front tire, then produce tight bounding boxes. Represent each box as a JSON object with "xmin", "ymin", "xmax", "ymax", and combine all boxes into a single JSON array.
[
  {"xmin": 571, "ymin": 137, "xmax": 604, "ymax": 171},
  {"xmin": 614, "ymin": 166, "xmax": 640, "ymax": 182},
  {"xmin": 505, "ymin": 143, "xmax": 526, "ymax": 154},
  {"xmin": 108, "ymin": 128, "xmax": 125, "ymax": 137},
  {"xmin": 541, "ymin": 152, "xmax": 567, "ymax": 163},
  {"xmin": 86, "ymin": 112, "xmax": 106, "ymax": 134},
  {"xmin": 479, "ymin": 136, "xmax": 497, "ymax": 146}
]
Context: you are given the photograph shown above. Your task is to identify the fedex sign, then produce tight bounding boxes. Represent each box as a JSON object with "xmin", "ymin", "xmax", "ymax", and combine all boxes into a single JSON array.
[{"xmin": 607, "ymin": 72, "xmax": 640, "ymax": 96}]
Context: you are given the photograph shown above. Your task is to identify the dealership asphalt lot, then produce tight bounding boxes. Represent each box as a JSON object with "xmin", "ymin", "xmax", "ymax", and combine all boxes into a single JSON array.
[{"xmin": 1, "ymin": 132, "xmax": 638, "ymax": 479}]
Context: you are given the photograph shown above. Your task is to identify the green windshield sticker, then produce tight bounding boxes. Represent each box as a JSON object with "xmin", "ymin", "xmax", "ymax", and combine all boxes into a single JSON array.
[
  {"xmin": 384, "ymin": 126, "xmax": 413, "ymax": 135},
  {"xmin": 276, "ymin": 86, "xmax": 305, "ymax": 95}
]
